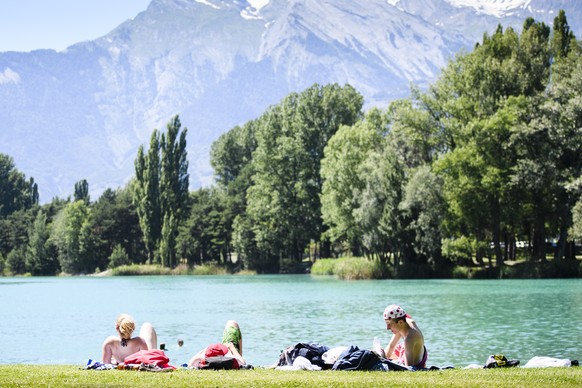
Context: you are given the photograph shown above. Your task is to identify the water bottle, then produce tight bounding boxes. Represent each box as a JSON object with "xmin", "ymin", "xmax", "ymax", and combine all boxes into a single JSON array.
[{"xmin": 373, "ymin": 337, "xmax": 385, "ymax": 358}]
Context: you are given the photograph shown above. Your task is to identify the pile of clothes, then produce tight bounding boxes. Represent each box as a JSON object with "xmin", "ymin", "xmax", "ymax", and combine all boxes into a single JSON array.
[{"xmin": 272, "ymin": 342, "xmax": 447, "ymax": 372}]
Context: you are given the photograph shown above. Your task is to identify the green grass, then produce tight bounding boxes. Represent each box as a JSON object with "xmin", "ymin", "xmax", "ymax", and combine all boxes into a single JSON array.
[{"xmin": 0, "ymin": 365, "xmax": 580, "ymax": 387}]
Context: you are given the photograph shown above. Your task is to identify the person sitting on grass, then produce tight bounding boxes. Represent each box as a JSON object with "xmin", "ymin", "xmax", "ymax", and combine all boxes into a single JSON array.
[
  {"xmin": 187, "ymin": 320, "xmax": 245, "ymax": 369},
  {"xmin": 381, "ymin": 304, "xmax": 428, "ymax": 369},
  {"xmin": 101, "ymin": 313, "xmax": 158, "ymax": 364}
]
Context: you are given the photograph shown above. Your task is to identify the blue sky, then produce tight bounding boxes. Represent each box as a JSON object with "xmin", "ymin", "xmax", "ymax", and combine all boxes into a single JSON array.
[{"xmin": 0, "ymin": 0, "xmax": 151, "ymax": 52}]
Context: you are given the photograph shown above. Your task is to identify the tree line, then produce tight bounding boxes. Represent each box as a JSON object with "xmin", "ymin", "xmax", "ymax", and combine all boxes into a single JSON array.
[{"xmin": 1, "ymin": 11, "xmax": 580, "ymax": 276}]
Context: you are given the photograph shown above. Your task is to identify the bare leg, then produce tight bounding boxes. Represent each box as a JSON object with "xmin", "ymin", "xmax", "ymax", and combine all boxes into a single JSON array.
[
  {"xmin": 139, "ymin": 322, "xmax": 158, "ymax": 350},
  {"xmin": 223, "ymin": 320, "xmax": 243, "ymax": 355}
]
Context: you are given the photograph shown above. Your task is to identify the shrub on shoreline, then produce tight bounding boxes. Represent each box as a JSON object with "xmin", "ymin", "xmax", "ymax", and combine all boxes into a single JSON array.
[
  {"xmin": 110, "ymin": 264, "xmax": 173, "ymax": 276},
  {"xmin": 108, "ymin": 263, "xmax": 254, "ymax": 276},
  {"xmin": 311, "ymin": 257, "xmax": 384, "ymax": 280}
]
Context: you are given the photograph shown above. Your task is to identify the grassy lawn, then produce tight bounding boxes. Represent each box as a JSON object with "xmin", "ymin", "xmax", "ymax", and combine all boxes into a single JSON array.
[{"xmin": 0, "ymin": 365, "xmax": 580, "ymax": 387}]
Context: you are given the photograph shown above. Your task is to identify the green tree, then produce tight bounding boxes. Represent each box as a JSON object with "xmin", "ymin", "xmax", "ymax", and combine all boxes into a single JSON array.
[
  {"xmin": 74, "ymin": 179, "xmax": 90, "ymax": 203},
  {"xmin": 6, "ymin": 246, "xmax": 26, "ymax": 275},
  {"xmin": 246, "ymin": 84, "xmax": 363, "ymax": 270},
  {"xmin": 571, "ymin": 196, "xmax": 582, "ymax": 241},
  {"xmin": 321, "ymin": 108, "xmax": 386, "ymax": 255},
  {"xmin": 355, "ymin": 143, "xmax": 406, "ymax": 267},
  {"xmin": 26, "ymin": 210, "xmax": 58, "ymax": 275},
  {"xmin": 91, "ymin": 186, "xmax": 144, "ymax": 268},
  {"xmin": 134, "ymin": 130, "xmax": 161, "ymax": 264},
  {"xmin": 0, "ymin": 209, "xmax": 35, "ymax": 266},
  {"xmin": 400, "ymin": 166, "xmax": 447, "ymax": 270},
  {"xmin": 210, "ymin": 120, "xmax": 258, "ymax": 267},
  {"xmin": 133, "ymin": 115, "xmax": 189, "ymax": 268},
  {"xmin": 420, "ymin": 17, "xmax": 557, "ymax": 268},
  {"xmin": 159, "ymin": 116, "xmax": 189, "ymax": 268},
  {"xmin": 177, "ymin": 188, "xmax": 228, "ymax": 266},
  {"xmin": 211, "ymin": 120, "xmax": 258, "ymax": 188},
  {"xmin": 0, "ymin": 153, "xmax": 38, "ymax": 217},
  {"xmin": 551, "ymin": 10, "xmax": 575, "ymax": 60},
  {"xmin": 50, "ymin": 200, "xmax": 92, "ymax": 274},
  {"xmin": 108, "ymin": 244, "xmax": 130, "ymax": 269}
]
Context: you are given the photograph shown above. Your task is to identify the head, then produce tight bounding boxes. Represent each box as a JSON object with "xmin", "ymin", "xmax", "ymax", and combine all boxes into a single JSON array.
[
  {"xmin": 115, "ymin": 314, "xmax": 136, "ymax": 340},
  {"xmin": 383, "ymin": 304, "xmax": 406, "ymax": 333}
]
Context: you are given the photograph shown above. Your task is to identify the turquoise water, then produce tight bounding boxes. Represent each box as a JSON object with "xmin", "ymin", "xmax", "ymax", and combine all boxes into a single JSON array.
[{"xmin": 1, "ymin": 276, "xmax": 580, "ymax": 367}]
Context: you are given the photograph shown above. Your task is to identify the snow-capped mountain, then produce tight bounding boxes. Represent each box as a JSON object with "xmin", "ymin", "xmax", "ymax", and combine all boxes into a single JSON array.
[{"xmin": 0, "ymin": 0, "xmax": 579, "ymax": 201}]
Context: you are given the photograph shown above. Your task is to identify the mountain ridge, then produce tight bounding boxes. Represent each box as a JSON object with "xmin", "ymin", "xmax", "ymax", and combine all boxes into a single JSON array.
[{"xmin": 1, "ymin": 0, "xmax": 580, "ymax": 202}]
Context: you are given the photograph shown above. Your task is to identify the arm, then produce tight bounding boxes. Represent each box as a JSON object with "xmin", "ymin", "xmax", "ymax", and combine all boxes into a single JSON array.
[
  {"xmin": 225, "ymin": 342, "xmax": 245, "ymax": 366},
  {"xmin": 384, "ymin": 333, "xmax": 401, "ymax": 359},
  {"xmin": 101, "ymin": 336, "xmax": 115, "ymax": 364},
  {"xmin": 137, "ymin": 337, "xmax": 148, "ymax": 351},
  {"xmin": 188, "ymin": 348, "xmax": 206, "ymax": 368}
]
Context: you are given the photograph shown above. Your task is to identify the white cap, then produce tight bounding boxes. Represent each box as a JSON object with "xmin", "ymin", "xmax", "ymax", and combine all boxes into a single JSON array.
[{"xmin": 383, "ymin": 304, "xmax": 406, "ymax": 320}]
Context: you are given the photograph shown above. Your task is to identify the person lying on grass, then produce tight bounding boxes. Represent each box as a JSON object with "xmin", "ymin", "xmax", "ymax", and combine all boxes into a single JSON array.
[
  {"xmin": 101, "ymin": 313, "xmax": 158, "ymax": 364},
  {"xmin": 188, "ymin": 320, "xmax": 245, "ymax": 369}
]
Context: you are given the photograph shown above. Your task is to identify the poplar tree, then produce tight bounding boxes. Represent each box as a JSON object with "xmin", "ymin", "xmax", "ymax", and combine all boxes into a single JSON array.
[
  {"xmin": 551, "ymin": 10, "xmax": 575, "ymax": 60},
  {"xmin": 134, "ymin": 115, "xmax": 189, "ymax": 267},
  {"xmin": 74, "ymin": 179, "xmax": 90, "ymax": 203},
  {"xmin": 134, "ymin": 130, "xmax": 161, "ymax": 264}
]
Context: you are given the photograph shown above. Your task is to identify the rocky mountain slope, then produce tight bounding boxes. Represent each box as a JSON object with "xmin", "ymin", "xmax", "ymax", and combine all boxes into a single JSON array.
[{"xmin": 0, "ymin": 0, "xmax": 579, "ymax": 201}]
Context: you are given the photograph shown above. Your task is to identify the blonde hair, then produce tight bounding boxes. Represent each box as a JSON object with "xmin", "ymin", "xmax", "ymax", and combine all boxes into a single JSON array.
[{"xmin": 116, "ymin": 314, "xmax": 136, "ymax": 339}]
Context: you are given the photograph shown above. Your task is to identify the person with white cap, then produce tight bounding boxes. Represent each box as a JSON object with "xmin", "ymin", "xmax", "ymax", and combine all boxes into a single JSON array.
[{"xmin": 381, "ymin": 304, "xmax": 427, "ymax": 369}]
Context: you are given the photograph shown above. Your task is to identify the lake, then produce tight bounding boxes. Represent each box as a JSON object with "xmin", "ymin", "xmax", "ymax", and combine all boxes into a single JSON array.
[{"xmin": 1, "ymin": 276, "xmax": 580, "ymax": 367}]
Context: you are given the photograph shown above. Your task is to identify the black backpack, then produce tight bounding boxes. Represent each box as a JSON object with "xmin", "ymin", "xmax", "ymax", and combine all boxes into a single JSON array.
[{"xmin": 201, "ymin": 356, "xmax": 239, "ymax": 370}]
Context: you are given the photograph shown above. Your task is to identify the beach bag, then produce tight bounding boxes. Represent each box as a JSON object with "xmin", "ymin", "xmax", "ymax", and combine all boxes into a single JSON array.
[
  {"xmin": 124, "ymin": 349, "xmax": 171, "ymax": 367},
  {"xmin": 201, "ymin": 356, "xmax": 239, "ymax": 370}
]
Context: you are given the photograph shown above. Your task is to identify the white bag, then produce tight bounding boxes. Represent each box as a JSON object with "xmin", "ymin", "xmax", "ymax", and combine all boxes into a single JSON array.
[{"xmin": 523, "ymin": 356, "xmax": 571, "ymax": 368}]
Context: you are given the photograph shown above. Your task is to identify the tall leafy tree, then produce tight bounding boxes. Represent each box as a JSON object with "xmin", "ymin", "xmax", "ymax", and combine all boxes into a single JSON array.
[
  {"xmin": 210, "ymin": 121, "xmax": 258, "ymax": 267},
  {"xmin": 177, "ymin": 188, "xmax": 228, "ymax": 265},
  {"xmin": 0, "ymin": 209, "xmax": 35, "ymax": 273},
  {"xmin": 74, "ymin": 179, "xmax": 90, "ymax": 203},
  {"xmin": 321, "ymin": 108, "xmax": 387, "ymax": 255},
  {"xmin": 0, "ymin": 153, "xmax": 38, "ymax": 217},
  {"xmin": 400, "ymin": 166, "xmax": 447, "ymax": 271},
  {"xmin": 355, "ymin": 142, "xmax": 407, "ymax": 266},
  {"xmin": 423, "ymin": 18, "xmax": 555, "ymax": 267},
  {"xmin": 245, "ymin": 84, "xmax": 363, "ymax": 269},
  {"xmin": 133, "ymin": 115, "xmax": 189, "ymax": 267},
  {"xmin": 26, "ymin": 210, "xmax": 58, "ymax": 275},
  {"xmin": 50, "ymin": 200, "xmax": 92, "ymax": 274},
  {"xmin": 551, "ymin": 10, "xmax": 575, "ymax": 60},
  {"xmin": 159, "ymin": 116, "xmax": 189, "ymax": 268},
  {"xmin": 134, "ymin": 130, "xmax": 161, "ymax": 264},
  {"xmin": 91, "ymin": 186, "xmax": 144, "ymax": 270}
]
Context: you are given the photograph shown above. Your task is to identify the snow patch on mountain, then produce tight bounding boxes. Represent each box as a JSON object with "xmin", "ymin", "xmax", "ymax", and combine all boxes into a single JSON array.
[
  {"xmin": 446, "ymin": 0, "xmax": 532, "ymax": 17},
  {"xmin": 241, "ymin": 0, "xmax": 270, "ymax": 20},
  {"xmin": 248, "ymin": 0, "xmax": 270, "ymax": 10},
  {"xmin": 195, "ymin": 0, "xmax": 220, "ymax": 10},
  {"xmin": 0, "ymin": 68, "xmax": 20, "ymax": 84}
]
